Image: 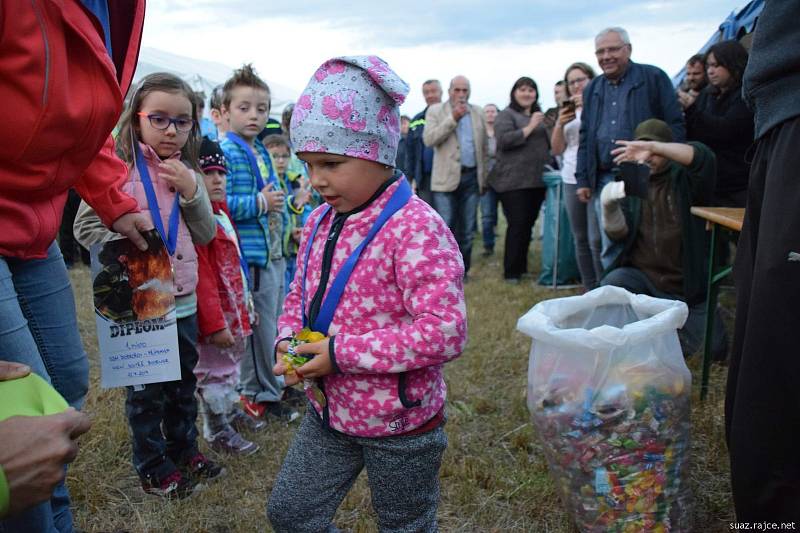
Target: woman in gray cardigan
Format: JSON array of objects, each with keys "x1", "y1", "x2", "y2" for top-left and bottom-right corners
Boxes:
[{"x1": 488, "y1": 76, "x2": 550, "y2": 282}]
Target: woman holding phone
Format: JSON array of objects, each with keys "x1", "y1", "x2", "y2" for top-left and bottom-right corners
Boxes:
[{"x1": 550, "y1": 62, "x2": 599, "y2": 290}]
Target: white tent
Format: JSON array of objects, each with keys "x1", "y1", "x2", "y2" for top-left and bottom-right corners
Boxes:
[{"x1": 134, "y1": 47, "x2": 297, "y2": 118}]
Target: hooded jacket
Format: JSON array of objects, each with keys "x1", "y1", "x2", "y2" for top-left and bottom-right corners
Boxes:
[{"x1": 278, "y1": 178, "x2": 467, "y2": 437}]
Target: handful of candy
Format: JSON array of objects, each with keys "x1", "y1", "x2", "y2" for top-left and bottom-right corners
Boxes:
[{"x1": 281, "y1": 328, "x2": 326, "y2": 374}]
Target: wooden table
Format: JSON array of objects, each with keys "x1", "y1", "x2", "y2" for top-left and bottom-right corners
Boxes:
[{"x1": 690, "y1": 207, "x2": 745, "y2": 400}]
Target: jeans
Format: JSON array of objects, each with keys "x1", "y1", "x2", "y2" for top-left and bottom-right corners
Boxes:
[
  {"x1": 0, "y1": 241, "x2": 87, "y2": 532},
  {"x1": 239, "y1": 258, "x2": 286, "y2": 402},
  {"x1": 284, "y1": 255, "x2": 297, "y2": 297},
  {"x1": 589, "y1": 171, "x2": 624, "y2": 269},
  {"x1": 126, "y1": 315, "x2": 201, "y2": 481},
  {"x1": 564, "y1": 183, "x2": 603, "y2": 289},
  {"x1": 479, "y1": 187, "x2": 498, "y2": 252},
  {"x1": 432, "y1": 169, "x2": 479, "y2": 274},
  {"x1": 496, "y1": 188, "x2": 546, "y2": 280},
  {"x1": 600, "y1": 266, "x2": 727, "y2": 357}
]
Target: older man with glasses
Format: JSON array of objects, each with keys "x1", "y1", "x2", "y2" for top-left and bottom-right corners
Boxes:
[{"x1": 575, "y1": 26, "x2": 685, "y2": 270}]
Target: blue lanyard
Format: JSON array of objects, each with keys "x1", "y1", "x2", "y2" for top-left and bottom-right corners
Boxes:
[
  {"x1": 300, "y1": 179, "x2": 412, "y2": 334},
  {"x1": 215, "y1": 218, "x2": 252, "y2": 288},
  {"x1": 133, "y1": 142, "x2": 180, "y2": 255},
  {"x1": 225, "y1": 132, "x2": 278, "y2": 191}
]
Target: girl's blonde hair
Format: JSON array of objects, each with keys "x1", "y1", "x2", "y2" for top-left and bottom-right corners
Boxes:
[{"x1": 116, "y1": 72, "x2": 202, "y2": 173}]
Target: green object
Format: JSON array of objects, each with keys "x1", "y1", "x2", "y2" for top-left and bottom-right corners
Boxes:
[
  {"x1": 0, "y1": 373, "x2": 69, "y2": 517},
  {"x1": 0, "y1": 373, "x2": 69, "y2": 422},
  {"x1": 538, "y1": 170, "x2": 580, "y2": 286}
]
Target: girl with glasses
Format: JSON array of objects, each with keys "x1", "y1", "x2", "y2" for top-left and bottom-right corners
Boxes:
[{"x1": 75, "y1": 72, "x2": 223, "y2": 499}]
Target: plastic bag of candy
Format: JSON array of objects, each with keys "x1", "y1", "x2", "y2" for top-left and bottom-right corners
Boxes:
[{"x1": 517, "y1": 286, "x2": 692, "y2": 532}]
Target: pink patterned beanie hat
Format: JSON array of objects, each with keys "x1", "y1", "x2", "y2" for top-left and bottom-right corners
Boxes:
[{"x1": 290, "y1": 55, "x2": 410, "y2": 166}]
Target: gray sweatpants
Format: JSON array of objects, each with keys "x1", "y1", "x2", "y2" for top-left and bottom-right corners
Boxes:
[
  {"x1": 239, "y1": 258, "x2": 286, "y2": 402},
  {"x1": 267, "y1": 410, "x2": 448, "y2": 533}
]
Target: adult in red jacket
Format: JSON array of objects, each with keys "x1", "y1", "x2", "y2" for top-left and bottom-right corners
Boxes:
[{"x1": 0, "y1": 1, "x2": 150, "y2": 531}]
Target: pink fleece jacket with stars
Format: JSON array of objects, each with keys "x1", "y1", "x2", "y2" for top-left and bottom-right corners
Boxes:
[{"x1": 278, "y1": 178, "x2": 467, "y2": 437}]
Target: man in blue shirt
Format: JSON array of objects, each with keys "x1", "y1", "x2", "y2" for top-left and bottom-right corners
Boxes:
[{"x1": 576, "y1": 26, "x2": 685, "y2": 270}]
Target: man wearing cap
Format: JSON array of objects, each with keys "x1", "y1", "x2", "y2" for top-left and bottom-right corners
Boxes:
[
  {"x1": 599, "y1": 118, "x2": 726, "y2": 358},
  {"x1": 423, "y1": 75, "x2": 488, "y2": 276}
]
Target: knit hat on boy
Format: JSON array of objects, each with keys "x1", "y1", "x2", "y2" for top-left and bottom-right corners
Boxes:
[
  {"x1": 198, "y1": 138, "x2": 227, "y2": 173},
  {"x1": 290, "y1": 55, "x2": 410, "y2": 166}
]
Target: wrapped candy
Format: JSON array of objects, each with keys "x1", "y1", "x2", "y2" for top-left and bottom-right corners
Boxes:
[
  {"x1": 518, "y1": 287, "x2": 692, "y2": 532},
  {"x1": 281, "y1": 328, "x2": 326, "y2": 374}
]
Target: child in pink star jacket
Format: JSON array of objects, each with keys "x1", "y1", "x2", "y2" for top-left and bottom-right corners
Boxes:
[{"x1": 267, "y1": 56, "x2": 467, "y2": 533}]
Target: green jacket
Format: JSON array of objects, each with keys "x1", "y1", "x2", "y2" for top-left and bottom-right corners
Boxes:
[{"x1": 607, "y1": 142, "x2": 716, "y2": 306}]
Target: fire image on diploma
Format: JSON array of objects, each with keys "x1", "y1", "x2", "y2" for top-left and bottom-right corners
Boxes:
[{"x1": 92, "y1": 230, "x2": 175, "y2": 323}]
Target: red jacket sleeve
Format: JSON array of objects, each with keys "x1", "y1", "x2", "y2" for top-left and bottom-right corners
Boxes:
[
  {"x1": 73, "y1": 134, "x2": 139, "y2": 228},
  {"x1": 195, "y1": 240, "x2": 227, "y2": 338}
]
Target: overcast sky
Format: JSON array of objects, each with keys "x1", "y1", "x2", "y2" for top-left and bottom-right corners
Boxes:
[{"x1": 141, "y1": 1, "x2": 746, "y2": 114}]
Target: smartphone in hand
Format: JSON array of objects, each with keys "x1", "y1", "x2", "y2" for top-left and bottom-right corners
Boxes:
[{"x1": 618, "y1": 162, "x2": 650, "y2": 199}]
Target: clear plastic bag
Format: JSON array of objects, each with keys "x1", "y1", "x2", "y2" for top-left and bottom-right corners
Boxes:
[{"x1": 517, "y1": 286, "x2": 692, "y2": 532}]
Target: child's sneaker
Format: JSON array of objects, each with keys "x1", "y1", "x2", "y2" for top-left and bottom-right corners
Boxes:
[
  {"x1": 264, "y1": 401, "x2": 300, "y2": 423},
  {"x1": 208, "y1": 426, "x2": 259, "y2": 456},
  {"x1": 230, "y1": 406, "x2": 267, "y2": 433},
  {"x1": 181, "y1": 452, "x2": 226, "y2": 483},
  {"x1": 240, "y1": 395, "x2": 266, "y2": 418},
  {"x1": 141, "y1": 470, "x2": 197, "y2": 499},
  {"x1": 282, "y1": 386, "x2": 307, "y2": 407}
]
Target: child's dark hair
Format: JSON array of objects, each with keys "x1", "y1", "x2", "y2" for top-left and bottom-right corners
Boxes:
[
  {"x1": 262, "y1": 134, "x2": 290, "y2": 151},
  {"x1": 210, "y1": 85, "x2": 224, "y2": 111},
  {"x1": 116, "y1": 72, "x2": 202, "y2": 173},
  {"x1": 222, "y1": 64, "x2": 271, "y2": 109}
]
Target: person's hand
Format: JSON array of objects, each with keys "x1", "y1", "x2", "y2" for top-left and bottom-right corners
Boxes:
[
  {"x1": 0, "y1": 361, "x2": 31, "y2": 381},
  {"x1": 210, "y1": 328, "x2": 235, "y2": 349},
  {"x1": 261, "y1": 183, "x2": 285, "y2": 212},
  {"x1": 528, "y1": 111, "x2": 545, "y2": 129},
  {"x1": 557, "y1": 106, "x2": 576, "y2": 126},
  {"x1": 612, "y1": 140, "x2": 655, "y2": 166},
  {"x1": 273, "y1": 338, "x2": 333, "y2": 386},
  {"x1": 251, "y1": 311, "x2": 260, "y2": 327},
  {"x1": 576, "y1": 187, "x2": 592, "y2": 203},
  {"x1": 0, "y1": 409, "x2": 92, "y2": 517},
  {"x1": 452, "y1": 101, "x2": 468, "y2": 121},
  {"x1": 600, "y1": 180, "x2": 626, "y2": 207},
  {"x1": 291, "y1": 227, "x2": 303, "y2": 244},
  {"x1": 158, "y1": 160, "x2": 197, "y2": 200},
  {"x1": 571, "y1": 93, "x2": 583, "y2": 108},
  {"x1": 111, "y1": 212, "x2": 154, "y2": 251},
  {"x1": 293, "y1": 187, "x2": 311, "y2": 209},
  {"x1": 677, "y1": 89, "x2": 697, "y2": 110}
]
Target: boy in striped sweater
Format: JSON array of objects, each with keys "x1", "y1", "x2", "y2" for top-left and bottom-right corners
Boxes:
[{"x1": 219, "y1": 64, "x2": 300, "y2": 423}]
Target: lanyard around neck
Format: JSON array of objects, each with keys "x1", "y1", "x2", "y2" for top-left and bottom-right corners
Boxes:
[
  {"x1": 300, "y1": 179, "x2": 412, "y2": 334},
  {"x1": 133, "y1": 142, "x2": 181, "y2": 255},
  {"x1": 225, "y1": 132, "x2": 278, "y2": 191}
]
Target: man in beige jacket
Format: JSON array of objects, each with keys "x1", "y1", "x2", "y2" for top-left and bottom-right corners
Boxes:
[{"x1": 423, "y1": 75, "x2": 488, "y2": 276}]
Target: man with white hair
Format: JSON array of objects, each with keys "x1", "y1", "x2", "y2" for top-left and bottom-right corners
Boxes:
[
  {"x1": 575, "y1": 26, "x2": 685, "y2": 269},
  {"x1": 423, "y1": 75, "x2": 488, "y2": 277}
]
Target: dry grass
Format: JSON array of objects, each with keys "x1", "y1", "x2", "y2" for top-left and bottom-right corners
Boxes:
[{"x1": 66, "y1": 231, "x2": 736, "y2": 532}]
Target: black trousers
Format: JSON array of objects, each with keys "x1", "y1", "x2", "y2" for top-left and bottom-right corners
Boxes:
[
  {"x1": 58, "y1": 188, "x2": 90, "y2": 265},
  {"x1": 126, "y1": 315, "x2": 200, "y2": 480},
  {"x1": 497, "y1": 187, "x2": 546, "y2": 279},
  {"x1": 725, "y1": 115, "x2": 800, "y2": 522}
]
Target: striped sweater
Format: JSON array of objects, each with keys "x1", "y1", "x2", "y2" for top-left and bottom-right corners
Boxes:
[{"x1": 220, "y1": 136, "x2": 274, "y2": 267}]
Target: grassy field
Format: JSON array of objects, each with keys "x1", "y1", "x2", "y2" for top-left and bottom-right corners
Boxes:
[{"x1": 66, "y1": 234, "x2": 736, "y2": 532}]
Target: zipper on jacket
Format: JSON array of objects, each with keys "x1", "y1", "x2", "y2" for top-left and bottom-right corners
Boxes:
[{"x1": 30, "y1": 0, "x2": 51, "y2": 106}]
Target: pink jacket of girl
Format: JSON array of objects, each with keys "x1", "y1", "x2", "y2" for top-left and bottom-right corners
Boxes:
[{"x1": 278, "y1": 178, "x2": 467, "y2": 437}]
